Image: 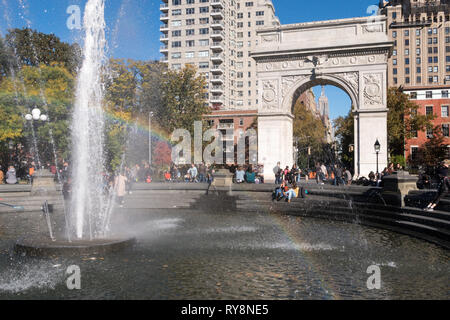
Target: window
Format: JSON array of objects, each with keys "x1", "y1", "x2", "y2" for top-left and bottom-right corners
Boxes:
[
  {"x1": 405, "y1": 58, "x2": 410, "y2": 65},
  {"x1": 256, "y1": 11, "x2": 264, "y2": 16},
  {"x1": 186, "y1": 8, "x2": 195, "y2": 14},
  {"x1": 393, "y1": 68, "x2": 397, "y2": 75},
  {"x1": 405, "y1": 49, "x2": 410, "y2": 55},
  {"x1": 199, "y1": 18, "x2": 209, "y2": 24},
  {"x1": 199, "y1": 7, "x2": 209, "y2": 13},
  {"x1": 444, "y1": 124, "x2": 450, "y2": 137},
  {"x1": 405, "y1": 67, "x2": 410, "y2": 75},
  {"x1": 393, "y1": 49, "x2": 397, "y2": 56},
  {"x1": 393, "y1": 59, "x2": 397, "y2": 65},
  {"x1": 172, "y1": 41, "x2": 181, "y2": 48},
  {"x1": 172, "y1": 9, "x2": 181, "y2": 16},
  {"x1": 186, "y1": 29, "x2": 194, "y2": 36},
  {"x1": 199, "y1": 28, "x2": 209, "y2": 34},
  {"x1": 411, "y1": 146, "x2": 419, "y2": 160},
  {"x1": 442, "y1": 105, "x2": 449, "y2": 117},
  {"x1": 410, "y1": 92, "x2": 417, "y2": 99},
  {"x1": 199, "y1": 62, "x2": 209, "y2": 69},
  {"x1": 186, "y1": 40, "x2": 195, "y2": 47},
  {"x1": 198, "y1": 50, "x2": 209, "y2": 57},
  {"x1": 239, "y1": 118, "x2": 244, "y2": 126},
  {"x1": 199, "y1": 39, "x2": 209, "y2": 46},
  {"x1": 171, "y1": 52, "x2": 181, "y2": 59},
  {"x1": 185, "y1": 52, "x2": 194, "y2": 58},
  {"x1": 427, "y1": 128, "x2": 434, "y2": 139},
  {"x1": 172, "y1": 30, "x2": 181, "y2": 37},
  {"x1": 392, "y1": 31, "x2": 397, "y2": 38},
  {"x1": 426, "y1": 106, "x2": 433, "y2": 115},
  {"x1": 443, "y1": 91, "x2": 449, "y2": 98},
  {"x1": 426, "y1": 91, "x2": 433, "y2": 99},
  {"x1": 171, "y1": 20, "x2": 181, "y2": 27},
  {"x1": 417, "y1": 67, "x2": 421, "y2": 73},
  {"x1": 405, "y1": 30, "x2": 409, "y2": 36}
]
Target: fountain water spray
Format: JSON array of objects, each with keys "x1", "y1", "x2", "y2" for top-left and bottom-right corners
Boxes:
[{"x1": 70, "y1": 0, "x2": 108, "y2": 240}]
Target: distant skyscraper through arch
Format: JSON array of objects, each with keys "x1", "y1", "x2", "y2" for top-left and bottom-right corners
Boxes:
[{"x1": 318, "y1": 85, "x2": 330, "y2": 119}]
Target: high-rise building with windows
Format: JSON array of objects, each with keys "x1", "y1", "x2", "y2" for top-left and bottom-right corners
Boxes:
[
  {"x1": 381, "y1": 0, "x2": 450, "y2": 87},
  {"x1": 160, "y1": 0, "x2": 280, "y2": 112},
  {"x1": 381, "y1": 0, "x2": 450, "y2": 160}
]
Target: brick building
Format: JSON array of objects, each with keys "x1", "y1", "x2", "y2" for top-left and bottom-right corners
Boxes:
[{"x1": 403, "y1": 86, "x2": 450, "y2": 160}]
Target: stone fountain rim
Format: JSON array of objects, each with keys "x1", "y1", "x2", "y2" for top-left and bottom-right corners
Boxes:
[{"x1": 14, "y1": 237, "x2": 136, "y2": 257}]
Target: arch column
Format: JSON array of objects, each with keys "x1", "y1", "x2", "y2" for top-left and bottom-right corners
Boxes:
[{"x1": 258, "y1": 114, "x2": 294, "y2": 181}]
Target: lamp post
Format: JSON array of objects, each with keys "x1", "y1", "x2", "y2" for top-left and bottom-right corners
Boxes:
[
  {"x1": 374, "y1": 139, "x2": 381, "y2": 175},
  {"x1": 25, "y1": 107, "x2": 49, "y2": 170},
  {"x1": 149, "y1": 111, "x2": 154, "y2": 166}
]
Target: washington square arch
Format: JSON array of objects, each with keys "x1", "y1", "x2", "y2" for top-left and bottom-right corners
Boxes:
[{"x1": 251, "y1": 16, "x2": 393, "y2": 181}]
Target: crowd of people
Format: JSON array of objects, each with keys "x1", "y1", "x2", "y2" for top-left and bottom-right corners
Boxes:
[{"x1": 272, "y1": 162, "x2": 353, "y2": 186}]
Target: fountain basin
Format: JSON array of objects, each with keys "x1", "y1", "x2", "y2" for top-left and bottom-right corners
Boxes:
[{"x1": 14, "y1": 238, "x2": 136, "y2": 257}]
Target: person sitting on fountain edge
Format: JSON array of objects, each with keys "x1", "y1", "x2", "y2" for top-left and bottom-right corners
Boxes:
[
  {"x1": 425, "y1": 159, "x2": 450, "y2": 212},
  {"x1": 272, "y1": 180, "x2": 288, "y2": 201}
]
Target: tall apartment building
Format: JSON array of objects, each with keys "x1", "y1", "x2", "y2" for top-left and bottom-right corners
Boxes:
[
  {"x1": 160, "y1": 0, "x2": 280, "y2": 113},
  {"x1": 382, "y1": 0, "x2": 450, "y2": 87},
  {"x1": 381, "y1": 0, "x2": 450, "y2": 160}
]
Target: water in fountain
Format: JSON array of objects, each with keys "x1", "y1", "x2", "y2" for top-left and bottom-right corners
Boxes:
[{"x1": 70, "y1": 0, "x2": 108, "y2": 240}]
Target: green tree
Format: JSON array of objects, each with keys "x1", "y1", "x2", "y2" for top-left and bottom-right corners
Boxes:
[
  {"x1": 292, "y1": 99, "x2": 327, "y2": 169},
  {"x1": 5, "y1": 28, "x2": 81, "y2": 74},
  {"x1": 0, "y1": 36, "x2": 16, "y2": 80},
  {"x1": 158, "y1": 64, "x2": 209, "y2": 136},
  {"x1": 334, "y1": 110, "x2": 354, "y2": 170},
  {"x1": 408, "y1": 126, "x2": 448, "y2": 167},
  {"x1": 0, "y1": 64, "x2": 74, "y2": 163},
  {"x1": 387, "y1": 87, "x2": 433, "y2": 157}
]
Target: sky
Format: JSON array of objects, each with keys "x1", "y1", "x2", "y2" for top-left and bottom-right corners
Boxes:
[{"x1": 0, "y1": 0, "x2": 380, "y2": 121}]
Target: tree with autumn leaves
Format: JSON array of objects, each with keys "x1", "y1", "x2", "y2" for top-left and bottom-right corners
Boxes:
[{"x1": 0, "y1": 28, "x2": 209, "y2": 173}]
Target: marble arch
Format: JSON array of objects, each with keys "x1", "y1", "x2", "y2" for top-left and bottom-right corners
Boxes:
[{"x1": 251, "y1": 16, "x2": 393, "y2": 181}]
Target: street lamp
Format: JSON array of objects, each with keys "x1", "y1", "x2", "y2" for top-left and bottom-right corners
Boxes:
[
  {"x1": 374, "y1": 139, "x2": 381, "y2": 174},
  {"x1": 26, "y1": 107, "x2": 48, "y2": 123},
  {"x1": 25, "y1": 107, "x2": 49, "y2": 170},
  {"x1": 149, "y1": 111, "x2": 154, "y2": 166}
]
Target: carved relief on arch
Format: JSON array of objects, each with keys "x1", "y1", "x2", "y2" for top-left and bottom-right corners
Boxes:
[
  {"x1": 333, "y1": 72, "x2": 359, "y2": 99},
  {"x1": 281, "y1": 75, "x2": 309, "y2": 99},
  {"x1": 363, "y1": 73, "x2": 383, "y2": 107},
  {"x1": 261, "y1": 79, "x2": 280, "y2": 112}
]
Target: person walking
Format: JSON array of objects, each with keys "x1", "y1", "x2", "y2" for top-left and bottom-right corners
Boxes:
[
  {"x1": 273, "y1": 162, "x2": 281, "y2": 184},
  {"x1": 0, "y1": 165, "x2": 4, "y2": 184},
  {"x1": 114, "y1": 172, "x2": 128, "y2": 208},
  {"x1": 344, "y1": 168, "x2": 352, "y2": 186},
  {"x1": 6, "y1": 166, "x2": 17, "y2": 184},
  {"x1": 333, "y1": 164, "x2": 344, "y2": 186},
  {"x1": 187, "y1": 164, "x2": 198, "y2": 182}
]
